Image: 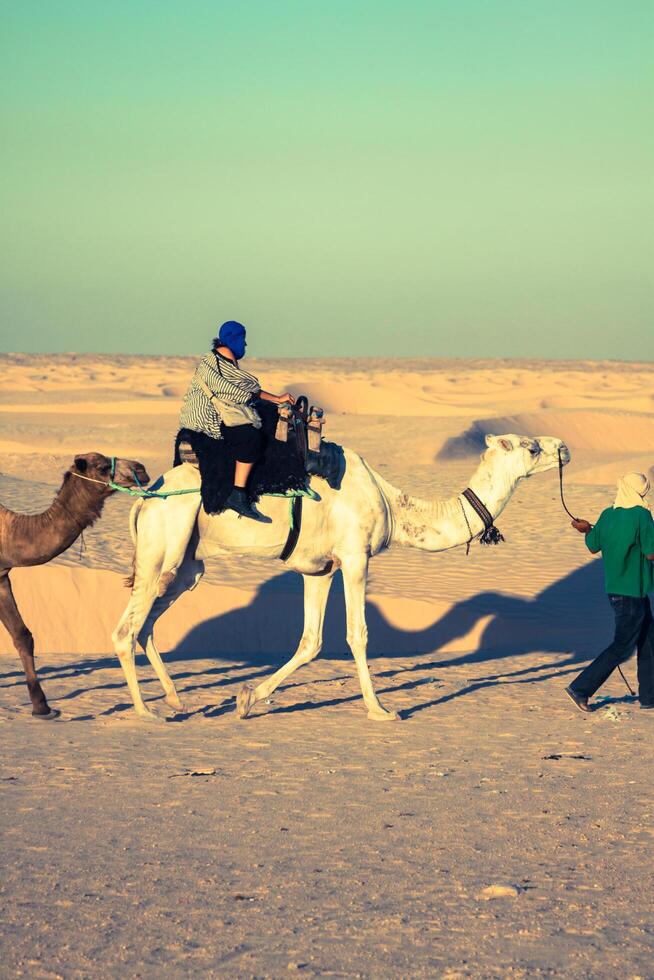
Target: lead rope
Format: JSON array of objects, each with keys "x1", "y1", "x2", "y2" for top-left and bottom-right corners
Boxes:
[
  {"x1": 558, "y1": 449, "x2": 579, "y2": 522},
  {"x1": 558, "y1": 451, "x2": 634, "y2": 697},
  {"x1": 71, "y1": 457, "x2": 315, "y2": 536},
  {"x1": 617, "y1": 668, "x2": 637, "y2": 698},
  {"x1": 71, "y1": 457, "x2": 201, "y2": 499}
]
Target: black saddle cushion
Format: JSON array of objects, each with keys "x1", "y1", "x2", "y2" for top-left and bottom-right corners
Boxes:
[{"x1": 174, "y1": 399, "x2": 307, "y2": 515}]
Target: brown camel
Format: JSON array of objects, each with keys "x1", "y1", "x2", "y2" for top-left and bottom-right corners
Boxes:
[{"x1": 0, "y1": 452, "x2": 149, "y2": 719}]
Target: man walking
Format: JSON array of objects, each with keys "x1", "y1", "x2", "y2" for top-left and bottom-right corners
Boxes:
[{"x1": 566, "y1": 473, "x2": 654, "y2": 712}]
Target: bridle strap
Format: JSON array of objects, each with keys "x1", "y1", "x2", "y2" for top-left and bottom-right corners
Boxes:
[
  {"x1": 461, "y1": 487, "x2": 494, "y2": 530},
  {"x1": 459, "y1": 487, "x2": 505, "y2": 553},
  {"x1": 69, "y1": 455, "x2": 116, "y2": 491}
]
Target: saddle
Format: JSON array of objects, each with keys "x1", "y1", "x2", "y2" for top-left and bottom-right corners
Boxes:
[
  {"x1": 179, "y1": 397, "x2": 319, "y2": 466},
  {"x1": 174, "y1": 397, "x2": 345, "y2": 516}
]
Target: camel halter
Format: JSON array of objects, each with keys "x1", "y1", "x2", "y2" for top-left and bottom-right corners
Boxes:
[{"x1": 459, "y1": 488, "x2": 505, "y2": 555}]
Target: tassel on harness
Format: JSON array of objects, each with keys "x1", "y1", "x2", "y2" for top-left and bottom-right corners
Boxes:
[{"x1": 479, "y1": 524, "x2": 505, "y2": 546}]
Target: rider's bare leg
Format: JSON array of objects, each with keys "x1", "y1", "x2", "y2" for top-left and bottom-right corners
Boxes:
[{"x1": 234, "y1": 461, "x2": 254, "y2": 487}]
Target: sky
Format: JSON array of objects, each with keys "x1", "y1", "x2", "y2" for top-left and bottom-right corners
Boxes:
[{"x1": 1, "y1": 1, "x2": 652, "y2": 359}]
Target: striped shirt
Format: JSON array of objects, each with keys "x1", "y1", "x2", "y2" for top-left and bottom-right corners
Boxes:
[{"x1": 179, "y1": 351, "x2": 261, "y2": 439}]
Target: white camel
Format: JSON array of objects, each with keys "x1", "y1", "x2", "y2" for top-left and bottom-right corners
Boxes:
[{"x1": 112, "y1": 433, "x2": 569, "y2": 722}]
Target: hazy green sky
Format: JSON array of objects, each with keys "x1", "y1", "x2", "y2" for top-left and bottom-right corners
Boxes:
[{"x1": 1, "y1": 1, "x2": 652, "y2": 358}]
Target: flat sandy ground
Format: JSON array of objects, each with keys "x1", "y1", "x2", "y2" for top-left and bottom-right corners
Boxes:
[{"x1": 1, "y1": 354, "x2": 653, "y2": 977}]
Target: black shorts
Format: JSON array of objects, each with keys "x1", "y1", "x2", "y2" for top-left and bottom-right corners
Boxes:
[{"x1": 221, "y1": 422, "x2": 263, "y2": 463}]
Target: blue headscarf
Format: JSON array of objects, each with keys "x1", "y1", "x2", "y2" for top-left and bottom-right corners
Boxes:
[{"x1": 216, "y1": 320, "x2": 247, "y2": 360}]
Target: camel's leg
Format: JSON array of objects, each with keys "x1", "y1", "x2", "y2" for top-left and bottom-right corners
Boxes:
[
  {"x1": 0, "y1": 571, "x2": 58, "y2": 719},
  {"x1": 342, "y1": 556, "x2": 399, "y2": 721},
  {"x1": 112, "y1": 497, "x2": 199, "y2": 722},
  {"x1": 137, "y1": 557, "x2": 205, "y2": 711},
  {"x1": 237, "y1": 572, "x2": 334, "y2": 718},
  {"x1": 112, "y1": 553, "x2": 166, "y2": 723},
  {"x1": 112, "y1": 600, "x2": 161, "y2": 722},
  {"x1": 157, "y1": 494, "x2": 202, "y2": 597}
]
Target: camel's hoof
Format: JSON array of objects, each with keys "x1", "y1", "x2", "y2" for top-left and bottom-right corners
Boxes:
[
  {"x1": 32, "y1": 708, "x2": 61, "y2": 720},
  {"x1": 136, "y1": 708, "x2": 166, "y2": 725},
  {"x1": 236, "y1": 685, "x2": 256, "y2": 719},
  {"x1": 367, "y1": 708, "x2": 401, "y2": 722},
  {"x1": 165, "y1": 695, "x2": 185, "y2": 713}
]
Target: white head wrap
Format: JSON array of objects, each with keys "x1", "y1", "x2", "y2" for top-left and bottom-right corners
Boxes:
[{"x1": 613, "y1": 472, "x2": 651, "y2": 512}]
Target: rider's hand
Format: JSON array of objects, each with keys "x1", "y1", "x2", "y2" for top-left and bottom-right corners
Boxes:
[
  {"x1": 571, "y1": 519, "x2": 591, "y2": 534},
  {"x1": 277, "y1": 392, "x2": 294, "y2": 405}
]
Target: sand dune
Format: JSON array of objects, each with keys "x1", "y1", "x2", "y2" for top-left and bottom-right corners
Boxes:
[
  {"x1": 2, "y1": 354, "x2": 652, "y2": 420},
  {"x1": 440, "y1": 409, "x2": 654, "y2": 461},
  {"x1": 473, "y1": 411, "x2": 654, "y2": 453},
  {"x1": 0, "y1": 400, "x2": 181, "y2": 416}
]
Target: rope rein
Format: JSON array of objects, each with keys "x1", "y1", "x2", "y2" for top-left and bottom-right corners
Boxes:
[
  {"x1": 558, "y1": 449, "x2": 579, "y2": 522},
  {"x1": 71, "y1": 458, "x2": 203, "y2": 499},
  {"x1": 71, "y1": 457, "x2": 319, "y2": 530},
  {"x1": 557, "y1": 448, "x2": 594, "y2": 528}
]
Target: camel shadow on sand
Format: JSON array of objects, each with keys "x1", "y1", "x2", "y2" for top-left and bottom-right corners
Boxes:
[
  {"x1": 166, "y1": 559, "x2": 611, "y2": 718},
  {"x1": 0, "y1": 559, "x2": 616, "y2": 718},
  {"x1": 177, "y1": 559, "x2": 608, "y2": 667}
]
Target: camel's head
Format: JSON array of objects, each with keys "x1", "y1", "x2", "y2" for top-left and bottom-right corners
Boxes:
[
  {"x1": 483, "y1": 434, "x2": 570, "y2": 479},
  {"x1": 70, "y1": 453, "x2": 150, "y2": 493}
]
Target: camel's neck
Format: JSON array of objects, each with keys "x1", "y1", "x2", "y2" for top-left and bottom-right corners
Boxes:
[
  {"x1": 1, "y1": 473, "x2": 107, "y2": 567},
  {"x1": 382, "y1": 456, "x2": 520, "y2": 552}
]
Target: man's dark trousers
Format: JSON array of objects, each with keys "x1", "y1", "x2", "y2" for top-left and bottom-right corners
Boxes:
[{"x1": 570, "y1": 595, "x2": 654, "y2": 705}]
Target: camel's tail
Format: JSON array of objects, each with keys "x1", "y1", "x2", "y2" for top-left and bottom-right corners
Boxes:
[{"x1": 123, "y1": 499, "x2": 144, "y2": 589}]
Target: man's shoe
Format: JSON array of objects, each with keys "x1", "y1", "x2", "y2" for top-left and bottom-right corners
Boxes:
[
  {"x1": 224, "y1": 488, "x2": 272, "y2": 524},
  {"x1": 565, "y1": 686, "x2": 589, "y2": 713},
  {"x1": 640, "y1": 702, "x2": 654, "y2": 710}
]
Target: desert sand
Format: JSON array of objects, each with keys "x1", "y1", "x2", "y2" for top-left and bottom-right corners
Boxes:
[{"x1": 1, "y1": 353, "x2": 653, "y2": 977}]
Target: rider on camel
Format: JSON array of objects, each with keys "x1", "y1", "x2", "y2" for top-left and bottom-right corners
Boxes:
[{"x1": 179, "y1": 321, "x2": 293, "y2": 521}]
